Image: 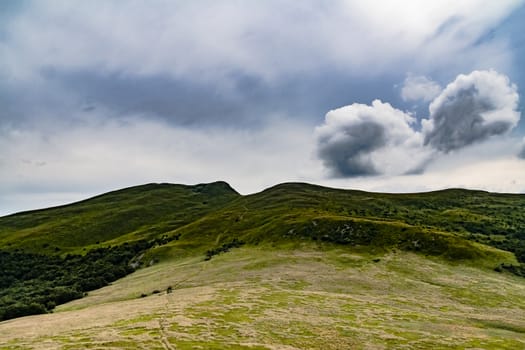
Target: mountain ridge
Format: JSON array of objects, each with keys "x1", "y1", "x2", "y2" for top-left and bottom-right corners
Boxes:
[
  {"x1": 5, "y1": 180, "x2": 525, "y2": 220},
  {"x1": 1, "y1": 180, "x2": 525, "y2": 344},
  {"x1": 1, "y1": 180, "x2": 524, "y2": 260}
]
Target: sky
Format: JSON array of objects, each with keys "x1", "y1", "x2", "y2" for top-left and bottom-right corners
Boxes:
[{"x1": 1, "y1": 0, "x2": 525, "y2": 216}]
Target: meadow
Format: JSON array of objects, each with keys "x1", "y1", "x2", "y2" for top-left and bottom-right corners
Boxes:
[{"x1": 1, "y1": 245, "x2": 524, "y2": 349}]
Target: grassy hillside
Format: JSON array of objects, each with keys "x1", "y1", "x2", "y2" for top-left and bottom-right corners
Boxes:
[
  {"x1": 0, "y1": 181, "x2": 240, "y2": 254},
  {"x1": 0, "y1": 181, "x2": 524, "y2": 324},
  {"x1": 147, "y1": 182, "x2": 525, "y2": 265},
  {"x1": 0, "y1": 181, "x2": 240, "y2": 321},
  {"x1": 1, "y1": 181, "x2": 523, "y2": 260},
  {"x1": 1, "y1": 245, "x2": 525, "y2": 349}
]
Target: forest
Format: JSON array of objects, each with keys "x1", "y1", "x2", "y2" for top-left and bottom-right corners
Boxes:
[{"x1": 0, "y1": 236, "x2": 173, "y2": 321}]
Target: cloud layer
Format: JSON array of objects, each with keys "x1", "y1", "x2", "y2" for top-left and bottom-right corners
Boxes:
[
  {"x1": 316, "y1": 70, "x2": 521, "y2": 177},
  {"x1": 3, "y1": 1, "x2": 520, "y2": 80},
  {"x1": 1, "y1": 0, "x2": 522, "y2": 130}
]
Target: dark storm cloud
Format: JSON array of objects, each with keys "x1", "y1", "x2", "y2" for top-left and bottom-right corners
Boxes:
[
  {"x1": 423, "y1": 87, "x2": 509, "y2": 152},
  {"x1": 315, "y1": 100, "x2": 428, "y2": 177},
  {"x1": 317, "y1": 121, "x2": 387, "y2": 176},
  {"x1": 42, "y1": 68, "x2": 260, "y2": 127},
  {"x1": 422, "y1": 70, "x2": 519, "y2": 153},
  {"x1": 315, "y1": 70, "x2": 521, "y2": 178}
]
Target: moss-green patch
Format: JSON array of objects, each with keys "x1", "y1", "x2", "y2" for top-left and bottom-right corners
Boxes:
[
  {"x1": 220, "y1": 307, "x2": 253, "y2": 323},
  {"x1": 119, "y1": 326, "x2": 151, "y2": 336},
  {"x1": 112, "y1": 313, "x2": 160, "y2": 326},
  {"x1": 473, "y1": 319, "x2": 525, "y2": 334}
]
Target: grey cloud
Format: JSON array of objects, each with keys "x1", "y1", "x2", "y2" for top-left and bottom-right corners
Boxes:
[
  {"x1": 317, "y1": 121, "x2": 387, "y2": 177},
  {"x1": 316, "y1": 71, "x2": 521, "y2": 179},
  {"x1": 424, "y1": 87, "x2": 507, "y2": 152},
  {"x1": 315, "y1": 100, "x2": 430, "y2": 178},
  {"x1": 1, "y1": 64, "x2": 403, "y2": 130},
  {"x1": 423, "y1": 70, "x2": 520, "y2": 153},
  {"x1": 43, "y1": 68, "x2": 258, "y2": 127},
  {"x1": 1, "y1": 68, "x2": 267, "y2": 128}
]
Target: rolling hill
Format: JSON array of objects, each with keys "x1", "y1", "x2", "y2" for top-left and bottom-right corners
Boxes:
[
  {"x1": 1, "y1": 181, "x2": 525, "y2": 348},
  {"x1": 2, "y1": 182, "x2": 524, "y2": 261},
  {"x1": 0, "y1": 181, "x2": 240, "y2": 253}
]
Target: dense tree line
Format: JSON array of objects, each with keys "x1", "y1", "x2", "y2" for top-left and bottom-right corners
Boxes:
[{"x1": 0, "y1": 235, "x2": 175, "y2": 321}]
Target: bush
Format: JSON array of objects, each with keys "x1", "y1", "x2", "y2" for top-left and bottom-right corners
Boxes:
[
  {"x1": 1, "y1": 302, "x2": 47, "y2": 320},
  {"x1": 205, "y1": 239, "x2": 245, "y2": 260}
]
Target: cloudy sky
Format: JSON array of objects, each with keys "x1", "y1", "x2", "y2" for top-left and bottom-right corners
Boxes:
[{"x1": 1, "y1": 0, "x2": 525, "y2": 215}]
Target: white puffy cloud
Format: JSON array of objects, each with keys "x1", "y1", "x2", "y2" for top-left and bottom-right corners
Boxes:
[
  {"x1": 422, "y1": 70, "x2": 520, "y2": 152},
  {"x1": 315, "y1": 100, "x2": 429, "y2": 176},
  {"x1": 316, "y1": 70, "x2": 522, "y2": 177},
  {"x1": 401, "y1": 75, "x2": 442, "y2": 102}
]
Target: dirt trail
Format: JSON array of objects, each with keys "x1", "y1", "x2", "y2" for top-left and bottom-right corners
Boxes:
[
  {"x1": 156, "y1": 262, "x2": 207, "y2": 350},
  {"x1": 158, "y1": 294, "x2": 176, "y2": 350}
]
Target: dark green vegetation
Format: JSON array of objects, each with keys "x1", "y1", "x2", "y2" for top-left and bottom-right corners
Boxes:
[
  {"x1": 205, "y1": 238, "x2": 245, "y2": 260},
  {"x1": 0, "y1": 181, "x2": 239, "y2": 321},
  {"x1": 0, "y1": 237, "x2": 176, "y2": 321},
  {"x1": 0, "y1": 181, "x2": 524, "y2": 321},
  {"x1": 0, "y1": 181, "x2": 239, "y2": 253}
]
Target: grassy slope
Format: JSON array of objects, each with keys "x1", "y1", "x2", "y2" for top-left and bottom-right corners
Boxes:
[
  {"x1": 1, "y1": 245, "x2": 524, "y2": 349},
  {"x1": 148, "y1": 183, "x2": 522, "y2": 267},
  {"x1": 1, "y1": 182, "x2": 525, "y2": 348},
  {"x1": 0, "y1": 181, "x2": 240, "y2": 254},
  {"x1": 0, "y1": 181, "x2": 523, "y2": 269}
]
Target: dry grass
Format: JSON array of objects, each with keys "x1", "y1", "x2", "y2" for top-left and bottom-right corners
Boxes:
[{"x1": 1, "y1": 245, "x2": 525, "y2": 349}]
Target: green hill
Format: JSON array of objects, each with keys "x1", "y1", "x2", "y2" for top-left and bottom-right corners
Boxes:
[
  {"x1": 1, "y1": 181, "x2": 525, "y2": 348},
  {"x1": 0, "y1": 181, "x2": 240, "y2": 253},
  {"x1": 4, "y1": 181, "x2": 523, "y2": 260},
  {"x1": 1, "y1": 181, "x2": 524, "y2": 325},
  {"x1": 145, "y1": 182, "x2": 525, "y2": 264}
]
